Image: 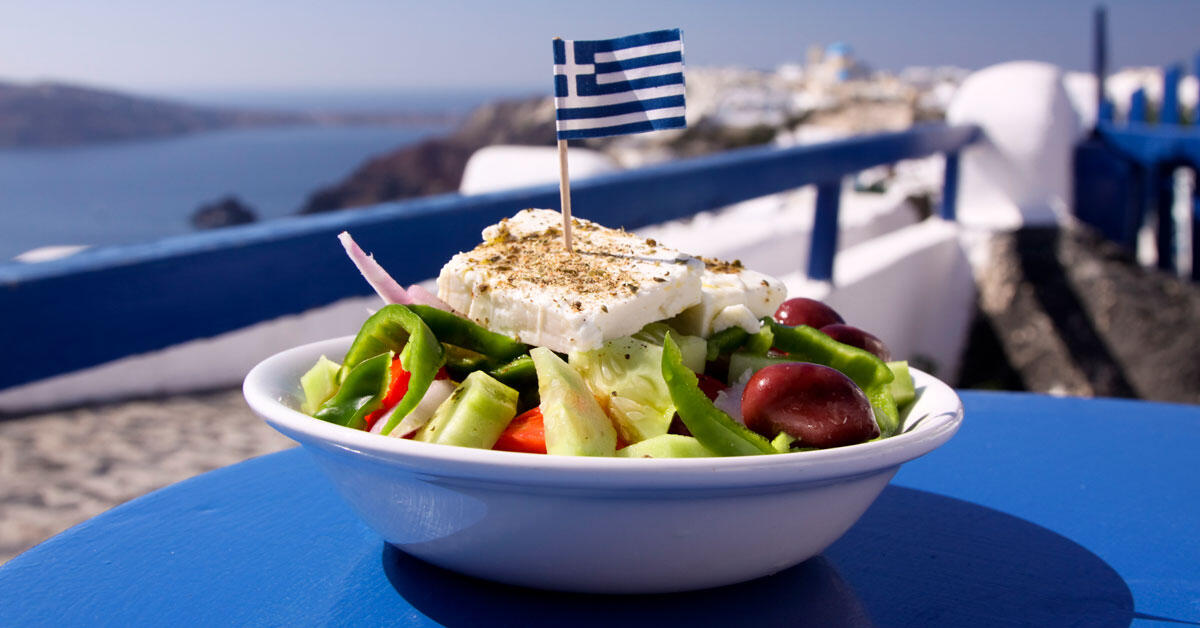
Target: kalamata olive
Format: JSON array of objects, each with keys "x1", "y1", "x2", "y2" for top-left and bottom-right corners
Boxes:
[
  {"x1": 695, "y1": 372, "x2": 727, "y2": 401},
  {"x1": 774, "y1": 298, "x2": 845, "y2": 329},
  {"x1": 819, "y1": 324, "x2": 891, "y2": 362},
  {"x1": 741, "y1": 363, "x2": 878, "y2": 448}
]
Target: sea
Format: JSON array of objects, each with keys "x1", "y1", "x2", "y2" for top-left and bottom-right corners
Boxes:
[{"x1": 0, "y1": 87, "x2": 538, "y2": 262}]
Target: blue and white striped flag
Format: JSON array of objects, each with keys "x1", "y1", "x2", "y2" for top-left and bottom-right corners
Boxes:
[{"x1": 552, "y1": 29, "x2": 686, "y2": 140}]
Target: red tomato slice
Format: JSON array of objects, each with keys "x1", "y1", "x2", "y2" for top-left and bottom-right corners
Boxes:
[
  {"x1": 364, "y1": 356, "x2": 410, "y2": 431},
  {"x1": 493, "y1": 407, "x2": 547, "y2": 454}
]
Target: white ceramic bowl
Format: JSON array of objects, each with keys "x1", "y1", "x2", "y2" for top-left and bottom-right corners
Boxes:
[{"x1": 244, "y1": 336, "x2": 963, "y2": 594}]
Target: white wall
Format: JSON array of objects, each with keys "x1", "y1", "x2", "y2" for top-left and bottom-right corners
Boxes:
[
  {"x1": 781, "y1": 219, "x2": 976, "y2": 381},
  {"x1": 636, "y1": 183, "x2": 925, "y2": 276}
]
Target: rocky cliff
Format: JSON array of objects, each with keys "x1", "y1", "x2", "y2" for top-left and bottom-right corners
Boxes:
[
  {"x1": 296, "y1": 66, "x2": 946, "y2": 214},
  {"x1": 294, "y1": 94, "x2": 795, "y2": 213},
  {"x1": 299, "y1": 97, "x2": 559, "y2": 213}
]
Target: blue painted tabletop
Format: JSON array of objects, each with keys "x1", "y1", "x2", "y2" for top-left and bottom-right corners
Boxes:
[{"x1": 2, "y1": 391, "x2": 1198, "y2": 627}]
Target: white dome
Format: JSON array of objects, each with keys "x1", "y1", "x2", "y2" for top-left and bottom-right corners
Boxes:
[
  {"x1": 459, "y1": 145, "x2": 619, "y2": 195},
  {"x1": 948, "y1": 61, "x2": 1082, "y2": 229}
]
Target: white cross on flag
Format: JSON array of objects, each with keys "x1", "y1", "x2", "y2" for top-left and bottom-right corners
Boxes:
[{"x1": 552, "y1": 29, "x2": 686, "y2": 140}]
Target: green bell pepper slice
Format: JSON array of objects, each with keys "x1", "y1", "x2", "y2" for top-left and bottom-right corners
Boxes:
[
  {"x1": 705, "y1": 326, "x2": 749, "y2": 361},
  {"x1": 407, "y1": 304, "x2": 528, "y2": 363},
  {"x1": 661, "y1": 333, "x2": 776, "y2": 456},
  {"x1": 742, "y1": 324, "x2": 775, "y2": 356},
  {"x1": 488, "y1": 354, "x2": 536, "y2": 388},
  {"x1": 342, "y1": 305, "x2": 427, "y2": 372},
  {"x1": 442, "y1": 345, "x2": 492, "y2": 381},
  {"x1": 487, "y1": 354, "x2": 539, "y2": 414},
  {"x1": 765, "y1": 319, "x2": 893, "y2": 392},
  {"x1": 313, "y1": 351, "x2": 392, "y2": 430},
  {"x1": 340, "y1": 304, "x2": 446, "y2": 436}
]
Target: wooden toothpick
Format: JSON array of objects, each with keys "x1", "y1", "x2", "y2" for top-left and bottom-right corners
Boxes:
[{"x1": 556, "y1": 138, "x2": 574, "y2": 253}]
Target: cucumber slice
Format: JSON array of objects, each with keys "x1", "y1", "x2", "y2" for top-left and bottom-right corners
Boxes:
[
  {"x1": 727, "y1": 352, "x2": 794, "y2": 385},
  {"x1": 771, "y1": 432, "x2": 797, "y2": 453},
  {"x1": 569, "y1": 336, "x2": 675, "y2": 444},
  {"x1": 415, "y1": 371, "x2": 518, "y2": 449},
  {"x1": 300, "y1": 355, "x2": 341, "y2": 414},
  {"x1": 531, "y1": 347, "x2": 617, "y2": 457},
  {"x1": 616, "y1": 434, "x2": 714, "y2": 458},
  {"x1": 887, "y1": 361, "x2": 916, "y2": 409},
  {"x1": 631, "y1": 323, "x2": 706, "y2": 372}
]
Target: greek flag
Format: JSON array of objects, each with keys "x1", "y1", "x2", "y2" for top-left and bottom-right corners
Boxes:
[{"x1": 552, "y1": 29, "x2": 686, "y2": 140}]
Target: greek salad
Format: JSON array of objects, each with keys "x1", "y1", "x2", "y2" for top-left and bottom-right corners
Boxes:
[{"x1": 300, "y1": 214, "x2": 915, "y2": 457}]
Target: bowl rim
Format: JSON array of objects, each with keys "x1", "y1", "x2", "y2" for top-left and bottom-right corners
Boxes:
[{"x1": 244, "y1": 336, "x2": 963, "y2": 490}]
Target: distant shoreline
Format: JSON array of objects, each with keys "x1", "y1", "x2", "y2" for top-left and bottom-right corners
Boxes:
[
  {"x1": 155, "y1": 86, "x2": 545, "y2": 115},
  {"x1": 0, "y1": 79, "x2": 480, "y2": 149}
]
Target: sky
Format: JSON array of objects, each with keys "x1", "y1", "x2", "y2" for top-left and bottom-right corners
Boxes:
[{"x1": 2, "y1": 0, "x2": 1198, "y2": 96}]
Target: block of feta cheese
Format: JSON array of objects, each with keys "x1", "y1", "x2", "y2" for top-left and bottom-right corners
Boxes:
[
  {"x1": 437, "y1": 209, "x2": 705, "y2": 353},
  {"x1": 668, "y1": 258, "x2": 788, "y2": 337}
]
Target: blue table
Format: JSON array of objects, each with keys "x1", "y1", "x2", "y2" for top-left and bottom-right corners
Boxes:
[{"x1": 2, "y1": 392, "x2": 1198, "y2": 627}]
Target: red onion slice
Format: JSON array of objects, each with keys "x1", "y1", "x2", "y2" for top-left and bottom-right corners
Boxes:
[
  {"x1": 406, "y1": 283, "x2": 455, "y2": 312},
  {"x1": 338, "y1": 231, "x2": 412, "y2": 305}
]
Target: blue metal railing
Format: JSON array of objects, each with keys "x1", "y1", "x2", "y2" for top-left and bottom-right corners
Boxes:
[
  {"x1": 0, "y1": 123, "x2": 980, "y2": 391},
  {"x1": 1078, "y1": 6, "x2": 1199, "y2": 278}
]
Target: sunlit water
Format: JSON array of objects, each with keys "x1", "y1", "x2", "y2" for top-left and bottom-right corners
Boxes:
[{"x1": 0, "y1": 123, "x2": 452, "y2": 261}]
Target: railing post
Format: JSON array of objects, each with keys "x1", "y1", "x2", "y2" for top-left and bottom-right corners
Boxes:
[
  {"x1": 1093, "y1": 6, "x2": 1111, "y2": 124},
  {"x1": 939, "y1": 151, "x2": 960, "y2": 221},
  {"x1": 1192, "y1": 166, "x2": 1199, "y2": 281},
  {"x1": 807, "y1": 181, "x2": 841, "y2": 282},
  {"x1": 1153, "y1": 166, "x2": 1177, "y2": 273},
  {"x1": 1161, "y1": 64, "x2": 1182, "y2": 125},
  {"x1": 1128, "y1": 88, "x2": 1147, "y2": 123}
]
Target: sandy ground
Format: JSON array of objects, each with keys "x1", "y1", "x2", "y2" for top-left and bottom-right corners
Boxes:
[
  {"x1": 0, "y1": 388, "x2": 294, "y2": 565},
  {"x1": 967, "y1": 223, "x2": 1200, "y2": 403}
]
